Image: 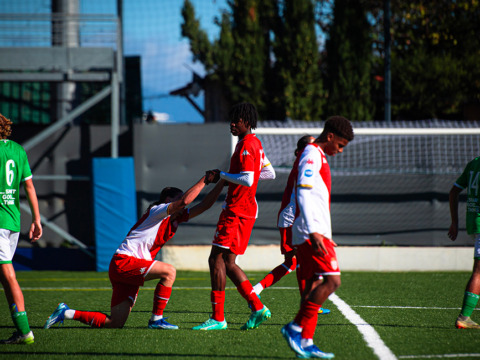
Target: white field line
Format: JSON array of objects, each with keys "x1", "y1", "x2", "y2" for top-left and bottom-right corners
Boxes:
[
  {"x1": 329, "y1": 293, "x2": 398, "y2": 360},
  {"x1": 398, "y1": 355, "x2": 480, "y2": 359},
  {"x1": 10, "y1": 285, "x2": 477, "y2": 360}
]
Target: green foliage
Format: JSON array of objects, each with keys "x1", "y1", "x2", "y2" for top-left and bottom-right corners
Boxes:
[
  {"x1": 181, "y1": 0, "x2": 325, "y2": 121},
  {"x1": 367, "y1": 0, "x2": 480, "y2": 120},
  {"x1": 325, "y1": 0, "x2": 375, "y2": 121},
  {"x1": 275, "y1": 0, "x2": 326, "y2": 120}
]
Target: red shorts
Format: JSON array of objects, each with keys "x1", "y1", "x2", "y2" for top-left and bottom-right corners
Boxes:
[
  {"x1": 295, "y1": 239, "x2": 340, "y2": 280},
  {"x1": 213, "y1": 210, "x2": 256, "y2": 255},
  {"x1": 279, "y1": 227, "x2": 294, "y2": 254},
  {"x1": 108, "y1": 254, "x2": 155, "y2": 308}
]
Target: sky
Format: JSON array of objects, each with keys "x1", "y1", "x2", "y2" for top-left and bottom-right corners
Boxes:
[
  {"x1": 0, "y1": 0, "x2": 228, "y2": 124},
  {"x1": 121, "y1": 0, "x2": 228, "y2": 123}
]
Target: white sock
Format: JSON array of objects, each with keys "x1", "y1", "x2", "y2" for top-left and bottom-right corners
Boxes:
[
  {"x1": 64, "y1": 309, "x2": 75, "y2": 320},
  {"x1": 301, "y1": 338, "x2": 313, "y2": 348},
  {"x1": 253, "y1": 283, "x2": 263, "y2": 295},
  {"x1": 150, "y1": 314, "x2": 163, "y2": 321}
]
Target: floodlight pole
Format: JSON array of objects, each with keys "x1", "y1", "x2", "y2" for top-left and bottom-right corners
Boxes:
[{"x1": 384, "y1": 0, "x2": 391, "y2": 123}]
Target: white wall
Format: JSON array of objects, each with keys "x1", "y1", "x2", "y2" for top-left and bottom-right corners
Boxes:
[{"x1": 161, "y1": 245, "x2": 474, "y2": 272}]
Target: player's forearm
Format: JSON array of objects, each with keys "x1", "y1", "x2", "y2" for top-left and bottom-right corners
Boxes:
[
  {"x1": 449, "y1": 186, "x2": 461, "y2": 224},
  {"x1": 24, "y1": 179, "x2": 41, "y2": 222},
  {"x1": 189, "y1": 180, "x2": 225, "y2": 219},
  {"x1": 220, "y1": 171, "x2": 254, "y2": 187},
  {"x1": 180, "y1": 176, "x2": 207, "y2": 207}
]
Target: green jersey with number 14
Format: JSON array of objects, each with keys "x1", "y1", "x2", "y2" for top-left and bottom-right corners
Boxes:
[
  {"x1": 0, "y1": 139, "x2": 32, "y2": 232},
  {"x1": 455, "y1": 156, "x2": 480, "y2": 235}
]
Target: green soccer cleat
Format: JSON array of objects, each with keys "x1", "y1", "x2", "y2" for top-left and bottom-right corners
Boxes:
[
  {"x1": 241, "y1": 305, "x2": 271, "y2": 330},
  {"x1": 192, "y1": 318, "x2": 228, "y2": 330},
  {"x1": 0, "y1": 331, "x2": 34, "y2": 345},
  {"x1": 456, "y1": 315, "x2": 480, "y2": 329}
]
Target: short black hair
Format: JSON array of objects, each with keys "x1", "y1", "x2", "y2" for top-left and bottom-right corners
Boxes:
[
  {"x1": 295, "y1": 135, "x2": 314, "y2": 156},
  {"x1": 229, "y1": 102, "x2": 258, "y2": 130},
  {"x1": 323, "y1": 116, "x2": 354, "y2": 141},
  {"x1": 158, "y1": 187, "x2": 183, "y2": 204}
]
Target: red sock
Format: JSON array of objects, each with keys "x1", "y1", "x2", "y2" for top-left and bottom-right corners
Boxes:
[
  {"x1": 260, "y1": 257, "x2": 296, "y2": 289},
  {"x1": 211, "y1": 290, "x2": 225, "y2": 322},
  {"x1": 297, "y1": 269, "x2": 306, "y2": 297},
  {"x1": 294, "y1": 300, "x2": 321, "y2": 339},
  {"x1": 237, "y1": 280, "x2": 263, "y2": 312},
  {"x1": 153, "y1": 283, "x2": 172, "y2": 316},
  {"x1": 73, "y1": 310, "x2": 107, "y2": 328}
]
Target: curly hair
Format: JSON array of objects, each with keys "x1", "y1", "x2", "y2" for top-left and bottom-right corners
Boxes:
[
  {"x1": 0, "y1": 113, "x2": 12, "y2": 139},
  {"x1": 323, "y1": 116, "x2": 354, "y2": 141},
  {"x1": 228, "y1": 102, "x2": 258, "y2": 130}
]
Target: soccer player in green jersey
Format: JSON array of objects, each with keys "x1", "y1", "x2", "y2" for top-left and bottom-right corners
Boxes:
[
  {"x1": 0, "y1": 113, "x2": 42, "y2": 344},
  {"x1": 448, "y1": 156, "x2": 480, "y2": 329}
]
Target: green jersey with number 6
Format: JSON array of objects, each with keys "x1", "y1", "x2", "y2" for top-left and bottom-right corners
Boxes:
[
  {"x1": 0, "y1": 139, "x2": 32, "y2": 232},
  {"x1": 455, "y1": 156, "x2": 480, "y2": 235}
]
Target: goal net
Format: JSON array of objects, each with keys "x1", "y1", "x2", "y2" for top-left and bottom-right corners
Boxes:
[{"x1": 251, "y1": 120, "x2": 480, "y2": 247}]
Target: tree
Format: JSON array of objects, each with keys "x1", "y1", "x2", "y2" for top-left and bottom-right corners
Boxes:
[
  {"x1": 181, "y1": 0, "x2": 326, "y2": 121},
  {"x1": 365, "y1": 0, "x2": 480, "y2": 120},
  {"x1": 325, "y1": 0, "x2": 375, "y2": 120},
  {"x1": 274, "y1": 0, "x2": 326, "y2": 120}
]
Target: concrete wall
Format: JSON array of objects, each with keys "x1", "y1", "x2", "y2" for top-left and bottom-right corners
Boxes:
[{"x1": 161, "y1": 245, "x2": 474, "y2": 272}]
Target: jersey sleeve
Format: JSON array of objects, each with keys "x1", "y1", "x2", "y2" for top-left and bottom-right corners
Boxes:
[
  {"x1": 455, "y1": 160, "x2": 472, "y2": 189},
  {"x1": 20, "y1": 147, "x2": 32, "y2": 182},
  {"x1": 149, "y1": 203, "x2": 170, "y2": 221},
  {"x1": 236, "y1": 140, "x2": 257, "y2": 173},
  {"x1": 297, "y1": 146, "x2": 321, "y2": 189}
]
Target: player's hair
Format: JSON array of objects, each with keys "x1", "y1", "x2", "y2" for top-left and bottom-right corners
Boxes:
[
  {"x1": 145, "y1": 187, "x2": 183, "y2": 213},
  {"x1": 295, "y1": 135, "x2": 315, "y2": 156},
  {"x1": 158, "y1": 187, "x2": 183, "y2": 204},
  {"x1": 229, "y1": 102, "x2": 258, "y2": 130},
  {"x1": 0, "y1": 113, "x2": 13, "y2": 139},
  {"x1": 322, "y1": 115, "x2": 354, "y2": 141}
]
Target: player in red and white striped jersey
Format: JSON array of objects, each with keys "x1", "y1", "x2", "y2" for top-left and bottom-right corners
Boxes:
[
  {"x1": 282, "y1": 116, "x2": 354, "y2": 359},
  {"x1": 44, "y1": 172, "x2": 223, "y2": 330}
]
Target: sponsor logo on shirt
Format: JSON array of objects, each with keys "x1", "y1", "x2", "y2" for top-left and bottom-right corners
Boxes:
[
  {"x1": 307, "y1": 159, "x2": 314, "y2": 164},
  {"x1": 242, "y1": 150, "x2": 250, "y2": 156},
  {"x1": 304, "y1": 169, "x2": 313, "y2": 177}
]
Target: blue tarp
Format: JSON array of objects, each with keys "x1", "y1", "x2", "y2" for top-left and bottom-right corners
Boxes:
[{"x1": 92, "y1": 157, "x2": 137, "y2": 272}]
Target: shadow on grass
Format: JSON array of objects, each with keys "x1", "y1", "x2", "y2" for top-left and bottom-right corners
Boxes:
[{"x1": 1, "y1": 351, "x2": 287, "y2": 359}]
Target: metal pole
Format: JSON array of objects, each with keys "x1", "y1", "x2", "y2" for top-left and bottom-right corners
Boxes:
[
  {"x1": 384, "y1": 0, "x2": 391, "y2": 123},
  {"x1": 111, "y1": 72, "x2": 119, "y2": 158}
]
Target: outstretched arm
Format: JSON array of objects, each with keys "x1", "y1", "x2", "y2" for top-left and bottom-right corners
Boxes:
[
  {"x1": 187, "y1": 179, "x2": 225, "y2": 220},
  {"x1": 167, "y1": 176, "x2": 207, "y2": 215},
  {"x1": 23, "y1": 178, "x2": 42, "y2": 242}
]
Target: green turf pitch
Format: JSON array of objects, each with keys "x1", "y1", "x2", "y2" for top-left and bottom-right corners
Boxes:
[{"x1": 1, "y1": 271, "x2": 479, "y2": 359}]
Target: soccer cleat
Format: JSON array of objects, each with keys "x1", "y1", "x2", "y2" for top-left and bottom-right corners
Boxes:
[
  {"x1": 456, "y1": 315, "x2": 480, "y2": 329},
  {"x1": 44, "y1": 303, "x2": 69, "y2": 329},
  {"x1": 298, "y1": 344, "x2": 335, "y2": 359},
  {"x1": 318, "y1": 307, "x2": 331, "y2": 315},
  {"x1": 241, "y1": 305, "x2": 271, "y2": 330},
  {"x1": 148, "y1": 318, "x2": 179, "y2": 330},
  {"x1": 281, "y1": 322, "x2": 307, "y2": 358},
  {"x1": 192, "y1": 318, "x2": 228, "y2": 330},
  {"x1": 0, "y1": 331, "x2": 34, "y2": 345}
]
